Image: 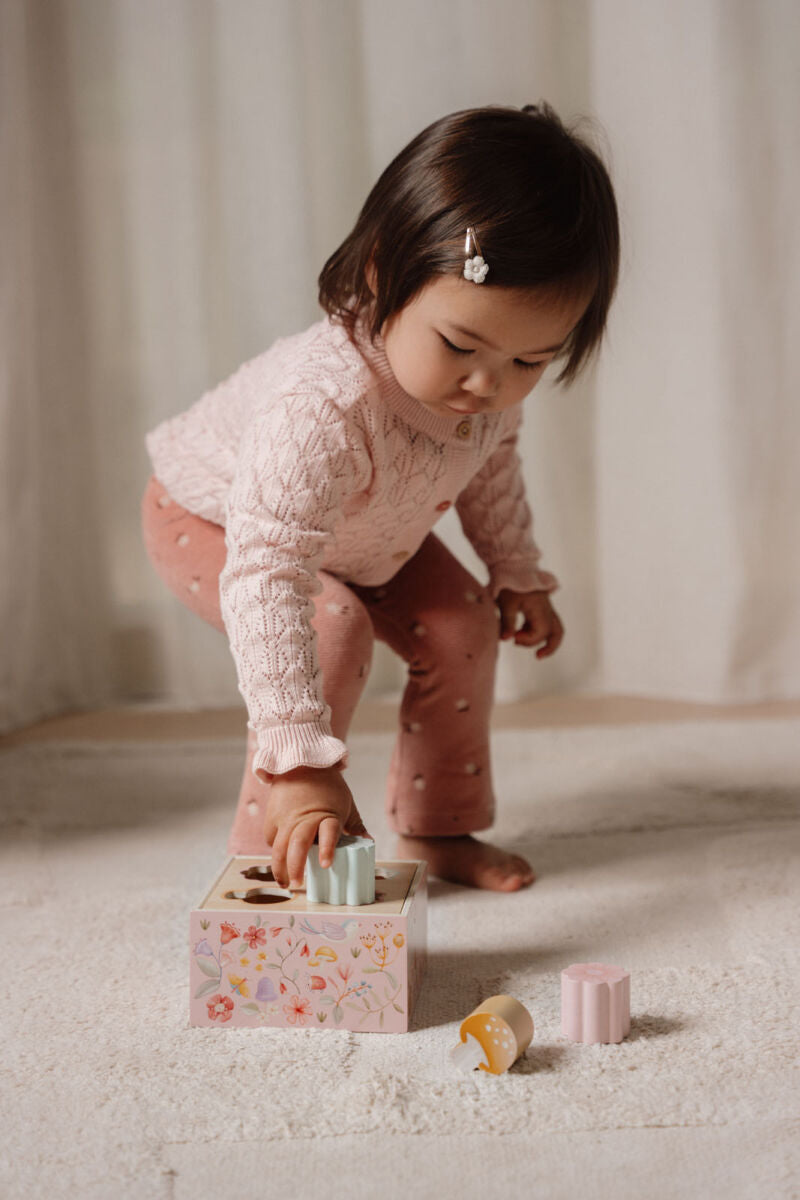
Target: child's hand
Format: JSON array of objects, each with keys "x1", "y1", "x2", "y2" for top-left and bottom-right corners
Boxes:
[
  {"x1": 496, "y1": 588, "x2": 564, "y2": 658},
  {"x1": 264, "y1": 765, "x2": 370, "y2": 890}
]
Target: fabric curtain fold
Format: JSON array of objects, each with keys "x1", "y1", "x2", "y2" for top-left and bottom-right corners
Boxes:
[{"x1": 2, "y1": 0, "x2": 798, "y2": 734}]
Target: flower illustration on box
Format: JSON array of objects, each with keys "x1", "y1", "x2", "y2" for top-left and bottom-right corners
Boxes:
[
  {"x1": 283, "y1": 996, "x2": 312, "y2": 1025},
  {"x1": 192, "y1": 913, "x2": 406, "y2": 1030},
  {"x1": 244, "y1": 926, "x2": 267, "y2": 950},
  {"x1": 360, "y1": 920, "x2": 404, "y2": 968},
  {"x1": 206, "y1": 994, "x2": 234, "y2": 1023},
  {"x1": 338, "y1": 920, "x2": 406, "y2": 1029}
]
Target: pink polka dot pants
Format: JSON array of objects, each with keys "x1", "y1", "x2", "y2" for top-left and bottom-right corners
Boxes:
[{"x1": 141, "y1": 475, "x2": 497, "y2": 852}]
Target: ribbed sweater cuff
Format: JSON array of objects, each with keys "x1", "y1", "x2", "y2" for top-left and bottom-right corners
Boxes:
[
  {"x1": 489, "y1": 562, "x2": 559, "y2": 598},
  {"x1": 251, "y1": 722, "x2": 348, "y2": 781}
]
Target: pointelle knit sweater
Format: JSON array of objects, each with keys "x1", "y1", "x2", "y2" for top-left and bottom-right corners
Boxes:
[{"x1": 145, "y1": 314, "x2": 558, "y2": 779}]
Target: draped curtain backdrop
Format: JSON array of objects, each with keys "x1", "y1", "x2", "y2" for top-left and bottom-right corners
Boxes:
[{"x1": 2, "y1": 0, "x2": 799, "y2": 734}]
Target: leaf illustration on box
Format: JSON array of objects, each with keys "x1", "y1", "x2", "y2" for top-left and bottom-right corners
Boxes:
[
  {"x1": 299, "y1": 917, "x2": 359, "y2": 942},
  {"x1": 195, "y1": 979, "x2": 222, "y2": 1000},
  {"x1": 196, "y1": 958, "x2": 221, "y2": 979}
]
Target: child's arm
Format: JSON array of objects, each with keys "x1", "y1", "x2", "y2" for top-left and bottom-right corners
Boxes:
[
  {"x1": 455, "y1": 410, "x2": 559, "y2": 599},
  {"x1": 219, "y1": 392, "x2": 371, "y2": 781},
  {"x1": 263, "y1": 765, "x2": 370, "y2": 890},
  {"x1": 219, "y1": 391, "x2": 373, "y2": 882}
]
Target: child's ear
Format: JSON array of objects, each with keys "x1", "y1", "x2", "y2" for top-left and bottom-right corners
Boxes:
[{"x1": 364, "y1": 256, "x2": 378, "y2": 297}]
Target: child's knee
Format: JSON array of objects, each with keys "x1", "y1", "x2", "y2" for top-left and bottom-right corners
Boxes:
[
  {"x1": 314, "y1": 587, "x2": 375, "y2": 678},
  {"x1": 341, "y1": 602, "x2": 375, "y2": 665},
  {"x1": 417, "y1": 586, "x2": 499, "y2": 665}
]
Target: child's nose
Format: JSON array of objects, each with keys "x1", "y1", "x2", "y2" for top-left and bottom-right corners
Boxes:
[{"x1": 462, "y1": 366, "x2": 500, "y2": 398}]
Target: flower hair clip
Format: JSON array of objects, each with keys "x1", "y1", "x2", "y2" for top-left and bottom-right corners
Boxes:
[{"x1": 463, "y1": 226, "x2": 489, "y2": 284}]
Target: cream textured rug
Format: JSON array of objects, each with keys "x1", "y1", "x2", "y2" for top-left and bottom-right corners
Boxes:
[{"x1": 1, "y1": 719, "x2": 799, "y2": 1199}]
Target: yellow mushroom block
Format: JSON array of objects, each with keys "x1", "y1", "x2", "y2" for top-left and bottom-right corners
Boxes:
[{"x1": 452, "y1": 995, "x2": 534, "y2": 1075}]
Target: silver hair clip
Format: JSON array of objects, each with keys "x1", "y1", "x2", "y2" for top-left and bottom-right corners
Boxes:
[{"x1": 463, "y1": 226, "x2": 489, "y2": 284}]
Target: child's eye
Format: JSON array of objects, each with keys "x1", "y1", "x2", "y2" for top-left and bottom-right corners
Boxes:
[
  {"x1": 440, "y1": 334, "x2": 544, "y2": 372},
  {"x1": 440, "y1": 335, "x2": 472, "y2": 356}
]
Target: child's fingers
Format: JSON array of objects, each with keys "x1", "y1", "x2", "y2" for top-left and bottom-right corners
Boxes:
[
  {"x1": 536, "y1": 626, "x2": 565, "y2": 657},
  {"x1": 263, "y1": 814, "x2": 278, "y2": 850},
  {"x1": 533, "y1": 614, "x2": 565, "y2": 657},
  {"x1": 497, "y1": 593, "x2": 521, "y2": 640},
  {"x1": 269, "y1": 827, "x2": 291, "y2": 888},
  {"x1": 344, "y1": 802, "x2": 371, "y2": 840},
  {"x1": 285, "y1": 819, "x2": 320, "y2": 889},
  {"x1": 317, "y1": 816, "x2": 342, "y2": 868},
  {"x1": 514, "y1": 612, "x2": 564, "y2": 651},
  {"x1": 511, "y1": 614, "x2": 548, "y2": 647}
]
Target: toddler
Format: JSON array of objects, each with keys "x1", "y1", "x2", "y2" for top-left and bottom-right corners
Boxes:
[{"x1": 141, "y1": 103, "x2": 619, "y2": 893}]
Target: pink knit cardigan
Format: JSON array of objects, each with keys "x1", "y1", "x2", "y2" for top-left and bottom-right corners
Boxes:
[{"x1": 146, "y1": 314, "x2": 557, "y2": 777}]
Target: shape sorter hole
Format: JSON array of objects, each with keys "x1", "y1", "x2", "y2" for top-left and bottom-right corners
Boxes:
[
  {"x1": 240, "y1": 865, "x2": 276, "y2": 882},
  {"x1": 223, "y1": 887, "x2": 292, "y2": 905}
]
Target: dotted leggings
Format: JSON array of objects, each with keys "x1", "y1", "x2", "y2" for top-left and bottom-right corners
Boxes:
[{"x1": 141, "y1": 475, "x2": 499, "y2": 852}]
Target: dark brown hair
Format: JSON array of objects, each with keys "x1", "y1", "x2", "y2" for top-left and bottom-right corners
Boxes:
[{"x1": 318, "y1": 103, "x2": 619, "y2": 385}]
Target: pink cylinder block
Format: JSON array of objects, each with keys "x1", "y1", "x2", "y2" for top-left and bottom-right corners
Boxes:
[{"x1": 561, "y1": 962, "x2": 631, "y2": 1044}]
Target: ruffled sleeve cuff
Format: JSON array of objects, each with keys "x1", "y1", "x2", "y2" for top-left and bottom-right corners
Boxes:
[
  {"x1": 489, "y1": 562, "x2": 560, "y2": 599},
  {"x1": 251, "y1": 722, "x2": 348, "y2": 782}
]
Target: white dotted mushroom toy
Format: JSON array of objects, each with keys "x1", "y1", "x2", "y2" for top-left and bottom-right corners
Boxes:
[{"x1": 450, "y1": 995, "x2": 534, "y2": 1075}]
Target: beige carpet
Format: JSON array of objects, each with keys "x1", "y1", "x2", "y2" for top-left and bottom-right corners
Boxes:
[{"x1": 1, "y1": 719, "x2": 799, "y2": 1199}]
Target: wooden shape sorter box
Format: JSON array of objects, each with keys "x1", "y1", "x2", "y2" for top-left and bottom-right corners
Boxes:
[{"x1": 190, "y1": 857, "x2": 427, "y2": 1033}]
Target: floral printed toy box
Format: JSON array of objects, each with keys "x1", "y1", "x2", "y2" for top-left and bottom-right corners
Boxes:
[{"x1": 190, "y1": 856, "x2": 427, "y2": 1033}]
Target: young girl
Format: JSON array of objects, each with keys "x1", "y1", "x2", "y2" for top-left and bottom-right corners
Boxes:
[{"x1": 141, "y1": 102, "x2": 619, "y2": 894}]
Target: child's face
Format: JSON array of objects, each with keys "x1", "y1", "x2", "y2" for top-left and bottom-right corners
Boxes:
[{"x1": 379, "y1": 276, "x2": 589, "y2": 416}]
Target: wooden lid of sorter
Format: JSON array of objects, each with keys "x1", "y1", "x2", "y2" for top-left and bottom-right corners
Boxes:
[{"x1": 198, "y1": 856, "x2": 424, "y2": 915}]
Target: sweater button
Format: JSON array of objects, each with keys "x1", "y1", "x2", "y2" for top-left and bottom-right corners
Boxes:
[
  {"x1": 436, "y1": 500, "x2": 452, "y2": 512},
  {"x1": 456, "y1": 418, "x2": 472, "y2": 440}
]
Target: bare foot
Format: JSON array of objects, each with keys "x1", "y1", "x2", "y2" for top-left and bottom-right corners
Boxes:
[{"x1": 395, "y1": 834, "x2": 535, "y2": 892}]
